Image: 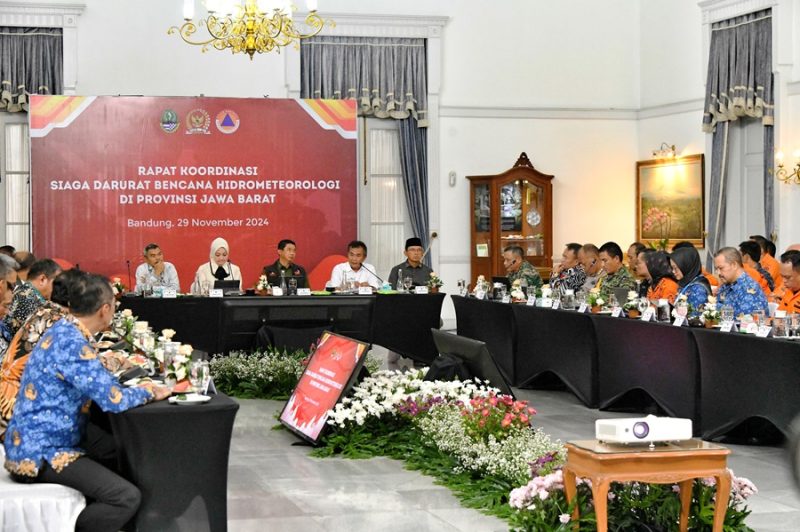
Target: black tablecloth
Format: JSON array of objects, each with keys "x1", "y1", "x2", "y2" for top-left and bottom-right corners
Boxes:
[
  {"x1": 371, "y1": 293, "x2": 445, "y2": 364},
  {"x1": 692, "y1": 329, "x2": 800, "y2": 439},
  {"x1": 513, "y1": 305, "x2": 599, "y2": 407},
  {"x1": 120, "y1": 294, "x2": 444, "y2": 362},
  {"x1": 452, "y1": 296, "x2": 517, "y2": 385},
  {"x1": 592, "y1": 316, "x2": 700, "y2": 428},
  {"x1": 109, "y1": 394, "x2": 239, "y2": 532}
]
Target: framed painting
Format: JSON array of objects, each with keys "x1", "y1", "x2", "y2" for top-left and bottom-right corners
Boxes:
[{"x1": 636, "y1": 154, "x2": 705, "y2": 249}]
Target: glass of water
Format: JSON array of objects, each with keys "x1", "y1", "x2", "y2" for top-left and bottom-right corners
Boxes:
[
  {"x1": 403, "y1": 276, "x2": 414, "y2": 292},
  {"x1": 721, "y1": 304, "x2": 734, "y2": 325}
]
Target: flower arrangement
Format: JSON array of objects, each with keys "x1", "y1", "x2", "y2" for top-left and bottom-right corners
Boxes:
[
  {"x1": 701, "y1": 295, "x2": 720, "y2": 325},
  {"x1": 111, "y1": 277, "x2": 127, "y2": 297},
  {"x1": 164, "y1": 344, "x2": 192, "y2": 381},
  {"x1": 622, "y1": 291, "x2": 638, "y2": 311},
  {"x1": 510, "y1": 279, "x2": 526, "y2": 302},
  {"x1": 643, "y1": 206, "x2": 672, "y2": 251},
  {"x1": 473, "y1": 274, "x2": 488, "y2": 296},
  {"x1": 427, "y1": 272, "x2": 444, "y2": 289},
  {"x1": 540, "y1": 284, "x2": 552, "y2": 299},
  {"x1": 587, "y1": 289, "x2": 605, "y2": 310},
  {"x1": 255, "y1": 274, "x2": 270, "y2": 292},
  {"x1": 112, "y1": 309, "x2": 137, "y2": 347}
]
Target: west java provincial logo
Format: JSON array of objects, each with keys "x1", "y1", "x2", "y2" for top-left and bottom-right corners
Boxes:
[{"x1": 160, "y1": 109, "x2": 180, "y2": 133}]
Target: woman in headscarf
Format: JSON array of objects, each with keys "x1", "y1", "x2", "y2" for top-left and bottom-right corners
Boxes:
[
  {"x1": 644, "y1": 250, "x2": 679, "y2": 304},
  {"x1": 670, "y1": 246, "x2": 712, "y2": 310},
  {"x1": 191, "y1": 237, "x2": 242, "y2": 294}
]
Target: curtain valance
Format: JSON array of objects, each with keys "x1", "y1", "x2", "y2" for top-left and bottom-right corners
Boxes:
[
  {"x1": 702, "y1": 9, "x2": 772, "y2": 133},
  {"x1": 301, "y1": 36, "x2": 428, "y2": 127},
  {"x1": 0, "y1": 27, "x2": 63, "y2": 113}
]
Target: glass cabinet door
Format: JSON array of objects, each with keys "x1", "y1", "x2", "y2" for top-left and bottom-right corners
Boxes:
[
  {"x1": 473, "y1": 183, "x2": 491, "y2": 257},
  {"x1": 499, "y1": 179, "x2": 545, "y2": 260}
]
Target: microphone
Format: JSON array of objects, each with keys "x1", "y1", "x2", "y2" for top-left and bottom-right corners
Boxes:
[
  {"x1": 421, "y1": 231, "x2": 438, "y2": 259},
  {"x1": 126, "y1": 260, "x2": 132, "y2": 290},
  {"x1": 359, "y1": 263, "x2": 384, "y2": 286}
]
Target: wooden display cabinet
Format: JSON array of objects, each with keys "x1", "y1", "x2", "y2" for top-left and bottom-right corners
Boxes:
[{"x1": 467, "y1": 153, "x2": 553, "y2": 282}]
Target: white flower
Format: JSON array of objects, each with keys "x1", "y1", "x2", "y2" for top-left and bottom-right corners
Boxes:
[
  {"x1": 627, "y1": 291, "x2": 638, "y2": 301},
  {"x1": 162, "y1": 328, "x2": 176, "y2": 340},
  {"x1": 596, "y1": 298, "x2": 605, "y2": 306},
  {"x1": 178, "y1": 344, "x2": 193, "y2": 356},
  {"x1": 122, "y1": 309, "x2": 133, "y2": 318},
  {"x1": 559, "y1": 514, "x2": 571, "y2": 524}
]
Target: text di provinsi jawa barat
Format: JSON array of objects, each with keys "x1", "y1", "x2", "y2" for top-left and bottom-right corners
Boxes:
[{"x1": 48, "y1": 165, "x2": 343, "y2": 205}]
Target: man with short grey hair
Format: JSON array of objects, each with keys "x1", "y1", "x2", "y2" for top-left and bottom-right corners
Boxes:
[
  {"x1": 714, "y1": 247, "x2": 768, "y2": 317},
  {"x1": 134, "y1": 243, "x2": 180, "y2": 293}
]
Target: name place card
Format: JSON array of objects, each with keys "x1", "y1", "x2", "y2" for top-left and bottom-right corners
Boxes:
[
  {"x1": 611, "y1": 307, "x2": 622, "y2": 318},
  {"x1": 161, "y1": 288, "x2": 177, "y2": 299},
  {"x1": 641, "y1": 308, "x2": 655, "y2": 322},
  {"x1": 526, "y1": 295, "x2": 536, "y2": 306},
  {"x1": 720, "y1": 322, "x2": 734, "y2": 332},
  {"x1": 745, "y1": 323, "x2": 758, "y2": 334},
  {"x1": 756, "y1": 325, "x2": 772, "y2": 338},
  {"x1": 672, "y1": 316, "x2": 685, "y2": 327},
  {"x1": 358, "y1": 286, "x2": 374, "y2": 295},
  {"x1": 297, "y1": 288, "x2": 312, "y2": 296},
  {"x1": 551, "y1": 299, "x2": 560, "y2": 310},
  {"x1": 271, "y1": 287, "x2": 284, "y2": 296},
  {"x1": 577, "y1": 303, "x2": 587, "y2": 313},
  {"x1": 414, "y1": 286, "x2": 429, "y2": 294},
  {"x1": 501, "y1": 295, "x2": 511, "y2": 304},
  {"x1": 209, "y1": 288, "x2": 224, "y2": 298}
]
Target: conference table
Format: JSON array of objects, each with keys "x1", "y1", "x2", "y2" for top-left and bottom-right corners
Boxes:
[
  {"x1": 119, "y1": 293, "x2": 445, "y2": 364},
  {"x1": 109, "y1": 393, "x2": 239, "y2": 532},
  {"x1": 452, "y1": 295, "x2": 800, "y2": 439}
]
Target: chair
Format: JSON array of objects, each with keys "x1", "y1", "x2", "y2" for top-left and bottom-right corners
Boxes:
[{"x1": 306, "y1": 254, "x2": 347, "y2": 290}]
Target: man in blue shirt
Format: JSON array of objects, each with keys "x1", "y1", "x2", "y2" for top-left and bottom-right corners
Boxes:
[
  {"x1": 714, "y1": 247, "x2": 768, "y2": 317},
  {"x1": 134, "y1": 243, "x2": 181, "y2": 293}
]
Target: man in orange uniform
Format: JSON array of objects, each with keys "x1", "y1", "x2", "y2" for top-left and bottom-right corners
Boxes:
[{"x1": 778, "y1": 251, "x2": 800, "y2": 314}]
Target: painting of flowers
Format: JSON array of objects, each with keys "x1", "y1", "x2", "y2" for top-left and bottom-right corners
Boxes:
[{"x1": 636, "y1": 154, "x2": 705, "y2": 248}]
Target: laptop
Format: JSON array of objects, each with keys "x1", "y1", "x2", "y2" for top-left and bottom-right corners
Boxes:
[{"x1": 214, "y1": 279, "x2": 241, "y2": 295}]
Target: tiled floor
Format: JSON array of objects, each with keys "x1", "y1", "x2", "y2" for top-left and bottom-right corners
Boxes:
[{"x1": 227, "y1": 372, "x2": 800, "y2": 531}]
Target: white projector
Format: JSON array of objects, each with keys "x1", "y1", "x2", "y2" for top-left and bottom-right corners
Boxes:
[{"x1": 595, "y1": 415, "x2": 692, "y2": 444}]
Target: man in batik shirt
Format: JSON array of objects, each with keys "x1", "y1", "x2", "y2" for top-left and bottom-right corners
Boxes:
[
  {"x1": 503, "y1": 245, "x2": 542, "y2": 289},
  {"x1": 596, "y1": 241, "x2": 637, "y2": 301},
  {"x1": 715, "y1": 247, "x2": 768, "y2": 317},
  {"x1": 4, "y1": 258, "x2": 61, "y2": 337},
  {"x1": 549, "y1": 243, "x2": 587, "y2": 292},
  {"x1": 4, "y1": 274, "x2": 170, "y2": 531}
]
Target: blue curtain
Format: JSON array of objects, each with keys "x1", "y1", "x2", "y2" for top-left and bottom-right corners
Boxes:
[
  {"x1": 398, "y1": 117, "x2": 430, "y2": 266},
  {"x1": 0, "y1": 27, "x2": 63, "y2": 112}
]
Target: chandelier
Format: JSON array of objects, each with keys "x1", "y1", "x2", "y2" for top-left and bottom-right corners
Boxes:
[
  {"x1": 651, "y1": 142, "x2": 677, "y2": 159},
  {"x1": 774, "y1": 150, "x2": 800, "y2": 185},
  {"x1": 169, "y1": 0, "x2": 333, "y2": 60}
]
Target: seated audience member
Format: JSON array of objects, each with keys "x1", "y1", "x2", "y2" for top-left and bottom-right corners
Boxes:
[
  {"x1": 262, "y1": 239, "x2": 308, "y2": 288},
  {"x1": 134, "y1": 243, "x2": 180, "y2": 293},
  {"x1": 0, "y1": 255, "x2": 19, "y2": 284},
  {"x1": 0, "y1": 245, "x2": 15, "y2": 257},
  {"x1": 549, "y1": 243, "x2": 586, "y2": 292},
  {"x1": 627, "y1": 242, "x2": 647, "y2": 279},
  {"x1": 4, "y1": 259, "x2": 61, "y2": 337},
  {"x1": 778, "y1": 251, "x2": 800, "y2": 314},
  {"x1": 191, "y1": 237, "x2": 242, "y2": 293},
  {"x1": 714, "y1": 247, "x2": 768, "y2": 316},
  {"x1": 0, "y1": 282, "x2": 13, "y2": 355},
  {"x1": 13, "y1": 251, "x2": 35, "y2": 283},
  {"x1": 0, "y1": 269, "x2": 84, "y2": 439},
  {"x1": 4, "y1": 273, "x2": 170, "y2": 532},
  {"x1": 503, "y1": 245, "x2": 542, "y2": 289},
  {"x1": 673, "y1": 241, "x2": 719, "y2": 288},
  {"x1": 641, "y1": 251, "x2": 678, "y2": 304},
  {"x1": 750, "y1": 234, "x2": 783, "y2": 291},
  {"x1": 329, "y1": 240, "x2": 381, "y2": 289},
  {"x1": 635, "y1": 249, "x2": 654, "y2": 297},
  {"x1": 388, "y1": 237, "x2": 433, "y2": 288},
  {"x1": 578, "y1": 244, "x2": 603, "y2": 292},
  {"x1": 670, "y1": 246, "x2": 712, "y2": 310},
  {"x1": 596, "y1": 242, "x2": 636, "y2": 300},
  {"x1": 738, "y1": 241, "x2": 774, "y2": 296}
]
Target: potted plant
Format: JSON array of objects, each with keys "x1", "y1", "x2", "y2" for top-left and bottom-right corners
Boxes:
[
  {"x1": 587, "y1": 290, "x2": 604, "y2": 313},
  {"x1": 255, "y1": 274, "x2": 271, "y2": 296},
  {"x1": 622, "y1": 290, "x2": 640, "y2": 318},
  {"x1": 510, "y1": 279, "x2": 526, "y2": 302},
  {"x1": 427, "y1": 272, "x2": 444, "y2": 293},
  {"x1": 701, "y1": 295, "x2": 721, "y2": 328},
  {"x1": 111, "y1": 277, "x2": 127, "y2": 300}
]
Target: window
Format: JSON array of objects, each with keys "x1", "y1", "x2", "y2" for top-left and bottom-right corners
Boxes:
[
  {"x1": 0, "y1": 113, "x2": 30, "y2": 249},
  {"x1": 359, "y1": 118, "x2": 412, "y2": 281}
]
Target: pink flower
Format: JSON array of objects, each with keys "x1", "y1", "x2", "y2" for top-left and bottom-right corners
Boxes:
[
  {"x1": 519, "y1": 414, "x2": 529, "y2": 424},
  {"x1": 481, "y1": 408, "x2": 490, "y2": 417}
]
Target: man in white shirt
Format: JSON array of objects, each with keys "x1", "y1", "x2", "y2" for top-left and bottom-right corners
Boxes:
[
  {"x1": 329, "y1": 240, "x2": 381, "y2": 290},
  {"x1": 134, "y1": 243, "x2": 180, "y2": 293}
]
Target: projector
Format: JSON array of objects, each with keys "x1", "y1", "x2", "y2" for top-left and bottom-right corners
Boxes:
[{"x1": 595, "y1": 415, "x2": 692, "y2": 444}]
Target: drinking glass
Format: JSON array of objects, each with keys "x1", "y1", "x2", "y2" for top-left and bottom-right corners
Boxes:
[
  {"x1": 721, "y1": 304, "x2": 734, "y2": 325},
  {"x1": 457, "y1": 279, "x2": 467, "y2": 297},
  {"x1": 637, "y1": 297, "x2": 650, "y2": 314},
  {"x1": 189, "y1": 360, "x2": 209, "y2": 392},
  {"x1": 773, "y1": 316, "x2": 788, "y2": 337},
  {"x1": 498, "y1": 285, "x2": 508, "y2": 301},
  {"x1": 288, "y1": 278, "x2": 297, "y2": 295},
  {"x1": 791, "y1": 313, "x2": 800, "y2": 337},
  {"x1": 403, "y1": 276, "x2": 414, "y2": 292},
  {"x1": 675, "y1": 301, "x2": 689, "y2": 318},
  {"x1": 576, "y1": 291, "x2": 586, "y2": 306},
  {"x1": 752, "y1": 310, "x2": 766, "y2": 326},
  {"x1": 201, "y1": 280, "x2": 210, "y2": 296},
  {"x1": 608, "y1": 293, "x2": 618, "y2": 309},
  {"x1": 561, "y1": 290, "x2": 575, "y2": 310}
]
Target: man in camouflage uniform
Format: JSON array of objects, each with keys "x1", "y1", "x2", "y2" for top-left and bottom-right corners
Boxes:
[
  {"x1": 596, "y1": 241, "x2": 636, "y2": 300},
  {"x1": 503, "y1": 245, "x2": 542, "y2": 289}
]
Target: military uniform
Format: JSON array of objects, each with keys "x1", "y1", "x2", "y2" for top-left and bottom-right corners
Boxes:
[
  {"x1": 597, "y1": 265, "x2": 636, "y2": 300},
  {"x1": 508, "y1": 260, "x2": 543, "y2": 289},
  {"x1": 262, "y1": 260, "x2": 308, "y2": 288}
]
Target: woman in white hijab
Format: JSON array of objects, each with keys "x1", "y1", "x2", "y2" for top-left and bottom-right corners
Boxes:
[{"x1": 191, "y1": 237, "x2": 242, "y2": 294}]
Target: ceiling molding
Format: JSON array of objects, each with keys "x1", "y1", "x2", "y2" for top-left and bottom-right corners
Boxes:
[
  {"x1": 439, "y1": 105, "x2": 638, "y2": 121},
  {"x1": 296, "y1": 12, "x2": 448, "y2": 38},
  {"x1": 0, "y1": 2, "x2": 85, "y2": 27}
]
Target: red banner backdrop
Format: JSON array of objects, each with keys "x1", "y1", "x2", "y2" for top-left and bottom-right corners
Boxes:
[{"x1": 30, "y1": 95, "x2": 357, "y2": 291}]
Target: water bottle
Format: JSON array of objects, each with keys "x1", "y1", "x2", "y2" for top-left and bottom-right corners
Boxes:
[
  {"x1": 396, "y1": 268, "x2": 404, "y2": 291},
  {"x1": 279, "y1": 269, "x2": 287, "y2": 295}
]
